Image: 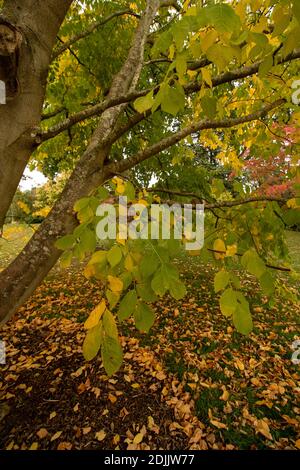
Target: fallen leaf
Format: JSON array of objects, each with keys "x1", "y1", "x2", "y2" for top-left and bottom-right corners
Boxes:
[
  {"x1": 133, "y1": 432, "x2": 144, "y2": 444},
  {"x1": 51, "y1": 431, "x2": 62, "y2": 442},
  {"x1": 36, "y1": 428, "x2": 48, "y2": 439},
  {"x1": 95, "y1": 430, "x2": 106, "y2": 442}
]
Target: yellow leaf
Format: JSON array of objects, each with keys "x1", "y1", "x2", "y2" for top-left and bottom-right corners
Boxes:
[
  {"x1": 255, "y1": 420, "x2": 272, "y2": 440},
  {"x1": 201, "y1": 67, "x2": 212, "y2": 87},
  {"x1": 131, "y1": 383, "x2": 140, "y2": 389},
  {"x1": 213, "y1": 239, "x2": 226, "y2": 260},
  {"x1": 137, "y1": 199, "x2": 148, "y2": 207},
  {"x1": 36, "y1": 428, "x2": 48, "y2": 439},
  {"x1": 133, "y1": 432, "x2": 144, "y2": 444},
  {"x1": 295, "y1": 439, "x2": 300, "y2": 449},
  {"x1": 51, "y1": 431, "x2": 62, "y2": 442},
  {"x1": 210, "y1": 419, "x2": 228, "y2": 430},
  {"x1": 82, "y1": 427, "x2": 91, "y2": 435},
  {"x1": 287, "y1": 198, "x2": 299, "y2": 208},
  {"x1": 29, "y1": 442, "x2": 39, "y2": 450},
  {"x1": 235, "y1": 358, "x2": 245, "y2": 371},
  {"x1": 17, "y1": 201, "x2": 31, "y2": 214},
  {"x1": 84, "y1": 264, "x2": 96, "y2": 279},
  {"x1": 220, "y1": 389, "x2": 229, "y2": 401},
  {"x1": 95, "y1": 430, "x2": 106, "y2": 442},
  {"x1": 84, "y1": 300, "x2": 106, "y2": 329},
  {"x1": 226, "y1": 244, "x2": 237, "y2": 257},
  {"x1": 108, "y1": 275, "x2": 123, "y2": 292},
  {"x1": 108, "y1": 393, "x2": 117, "y2": 403}
]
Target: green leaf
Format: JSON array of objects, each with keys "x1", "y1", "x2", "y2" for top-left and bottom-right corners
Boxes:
[
  {"x1": 134, "y1": 91, "x2": 154, "y2": 114},
  {"x1": 60, "y1": 250, "x2": 73, "y2": 268},
  {"x1": 123, "y1": 181, "x2": 136, "y2": 201},
  {"x1": 151, "y1": 269, "x2": 167, "y2": 296},
  {"x1": 201, "y1": 95, "x2": 217, "y2": 119},
  {"x1": 259, "y1": 271, "x2": 275, "y2": 296},
  {"x1": 140, "y1": 253, "x2": 160, "y2": 278},
  {"x1": 258, "y1": 55, "x2": 273, "y2": 77},
  {"x1": 134, "y1": 302, "x2": 155, "y2": 333},
  {"x1": 101, "y1": 336, "x2": 123, "y2": 377},
  {"x1": 107, "y1": 245, "x2": 122, "y2": 268},
  {"x1": 233, "y1": 293, "x2": 253, "y2": 335},
  {"x1": 241, "y1": 250, "x2": 266, "y2": 278},
  {"x1": 220, "y1": 288, "x2": 237, "y2": 317},
  {"x1": 206, "y1": 44, "x2": 237, "y2": 71},
  {"x1": 161, "y1": 83, "x2": 185, "y2": 116},
  {"x1": 97, "y1": 187, "x2": 110, "y2": 201},
  {"x1": 214, "y1": 271, "x2": 230, "y2": 293},
  {"x1": 206, "y1": 4, "x2": 241, "y2": 33},
  {"x1": 80, "y1": 229, "x2": 97, "y2": 254},
  {"x1": 118, "y1": 290, "x2": 137, "y2": 321},
  {"x1": 83, "y1": 323, "x2": 103, "y2": 361},
  {"x1": 55, "y1": 234, "x2": 75, "y2": 251},
  {"x1": 293, "y1": 2, "x2": 300, "y2": 24},
  {"x1": 74, "y1": 197, "x2": 90, "y2": 213},
  {"x1": 136, "y1": 283, "x2": 158, "y2": 302},
  {"x1": 106, "y1": 290, "x2": 120, "y2": 309},
  {"x1": 119, "y1": 271, "x2": 133, "y2": 291},
  {"x1": 283, "y1": 209, "x2": 300, "y2": 226},
  {"x1": 102, "y1": 309, "x2": 118, "y2": 339},
  {"x1": 169, "y1": 279, "x2": 187, "y2": 300},
  {"x1": 89, "y1": 250, "x2": 107, "y2": 266}
]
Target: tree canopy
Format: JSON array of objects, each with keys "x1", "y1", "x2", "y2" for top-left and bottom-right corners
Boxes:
[{"x1": 0, "y1": 0, "x2": 299, "y2": 376}]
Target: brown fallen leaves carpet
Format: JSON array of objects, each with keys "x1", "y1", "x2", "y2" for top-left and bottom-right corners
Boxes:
[{"x1": 0, "y1": 259, "x2": 299, "y2": 450}]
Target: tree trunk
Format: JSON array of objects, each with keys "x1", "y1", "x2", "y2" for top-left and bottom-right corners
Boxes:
[
  {"x1": 0, "y1": 0, "x2": 73, "y2": 228},
  {"x1": 0, "y1": 0, "x2": 160, "y2": 325}
]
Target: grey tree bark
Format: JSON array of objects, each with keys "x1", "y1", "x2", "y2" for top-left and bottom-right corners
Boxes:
[
  {"x1": 0, "y1": 0, "x2": 73, "y2": 228},
  {"x1": 0, "y1": 0, "x2": 161, "y2": 325}
]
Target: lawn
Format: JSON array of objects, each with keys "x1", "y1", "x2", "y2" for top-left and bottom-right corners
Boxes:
[{"x1": 0, "y1": 225, "x2": 299, "y2": 450}]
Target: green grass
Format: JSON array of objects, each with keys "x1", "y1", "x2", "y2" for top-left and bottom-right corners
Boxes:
[
  {"x1": 0, "y1": 224, "x2": 35, "y2": 269},
  {"x1": 286, "y1": 230, "x2": 300, "y2": 272}
]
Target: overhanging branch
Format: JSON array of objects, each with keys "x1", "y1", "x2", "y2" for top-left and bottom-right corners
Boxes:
[
  {"x1": 52, "y1": 9, "x2": 140, "y2": 60},
  {"x1": 104, "y1": 99, "x2": 285, "y2": 176},
  {"x1": 38, "y1": 48, "x2": 300, "y2": 144}
]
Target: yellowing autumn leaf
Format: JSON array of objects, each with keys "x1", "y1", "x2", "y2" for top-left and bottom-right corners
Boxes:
[
  {"x1": 108, "y1": 275, "x2": 123, "y2": 292},
  {"x1": 220, "y1": 389, "x2": 229, "y2": 401},
  {"x1": 213, "y1": 239, "x2": 226, "y2": 259},
  {"x1": 51, "y1": 431, "x2": 62, "y2": 442},
  {"x1": 95, "y1": 430, "x2": 106, "y2": 441},
  {"x1": 29, "y1": 442, "x2": 39, "y2": 450},
  {"x1": 36, "y1": 428, "x2": 48, "y2": 439},
  {"x1": 255, "y1": 420, "x2": 272, "y2": 440},
  {"x1": 108, "y1": 393, "x2": 117, "y2": 403},
  {"x1": 226, "y1": 244, "x2": 237, "y2": 257},
  {"x1": 235, "y1": 358, "x2": 245, "y2": 371},
  {"x1": 133, "y1": 432, "x2": 144, "y2": 444},
  {"x1": 84, "y1": 300, "x2": 106, "y2": 329},
  {"x1": 210, "y1": 419, "x2": 228, "y2": 430},
  {"x1": 17, "y1": 201, "x2": 31, "y2": 214}
]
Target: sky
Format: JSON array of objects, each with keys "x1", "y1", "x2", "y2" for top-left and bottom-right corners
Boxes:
[{"x1": 19, "y1": 168, "x2": 48, "y2": 192}]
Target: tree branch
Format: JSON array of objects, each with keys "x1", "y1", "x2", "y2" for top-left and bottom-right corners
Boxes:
[
  {"x1": 207, "y1": 249, "x2": 291, "y2": 272},
  {"x1": 104, "y1": 99, "x2": 285, "y2": 176},
  {"x1": 52, "y1": 9, "x2": 140, "y2": 60},
  {"x1": 37, "y1": 48, "x2": 300, "y2": 144}
]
